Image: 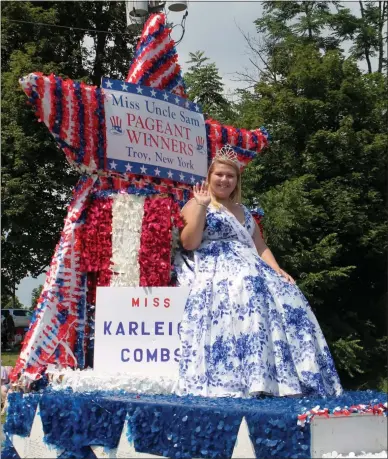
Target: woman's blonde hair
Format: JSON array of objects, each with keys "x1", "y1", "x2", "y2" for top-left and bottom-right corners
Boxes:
[{"x1": 207, "y1": 158, "x2": 242, "y2": 204}]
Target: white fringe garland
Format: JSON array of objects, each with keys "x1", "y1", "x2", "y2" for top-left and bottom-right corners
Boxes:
[
  {"x1": 110, "y1": 193, "x2": 145, "y2": 287},
  {"x1": 48, "y1": 367, "x2": 177, "y2": 395}
]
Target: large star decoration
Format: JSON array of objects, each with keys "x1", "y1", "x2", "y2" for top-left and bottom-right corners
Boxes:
[
  {"x1": 19, "y1": 12, "x2": 268, "y2": 188},
  {"x1": 11, "y1": 10, "x2": 268, "y2": 386}
]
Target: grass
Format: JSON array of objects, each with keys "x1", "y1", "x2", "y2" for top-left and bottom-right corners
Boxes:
[
  {"x1": 1, "y1": 350, "x2": 19, "y2": 367},
  {"x1": 1, "y1": 350, "x2": 20, "y2": 426}
]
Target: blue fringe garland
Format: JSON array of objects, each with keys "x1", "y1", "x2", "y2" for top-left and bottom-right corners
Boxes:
[
  {"x1": 251, "y1": 131, "x2": 258, "y2": 150},
  {"x1": 95, "y1": 87, "x2": 106, "y2": 170},
  {"x1": 85, "y1": 303, "x2": 96, "y2": 368},
  {"x1": 235, "y1": 128, "x2": 243, "y2": 148},
  {"x1": 73, "y1": 274, "x2": 87, "y2": 369},
  {"x1": 251, "y1": 207, "x2": 265, "y2": 218},
  {"x1": 164, "y1": 72, "x2": 184, "y2": 93},
  {"x1": 91, "y1": 185, "x2": 187, "y2": 208},
  {"x1": 53, "y1": 77, "x2": 63, "y2": 137},
  {"x1": 136, "y1": 24, "x2": 164, "y2": 59},
  {"x1": 73, "y1": 82, "x2": 86, "y2": 165},
  {"x1": 205, "y1": 123, "x2": 212, "y2": 169},
  {"x1": 3, "y1": 389, "x2": 386, "y2": 459},
  {"x1": 233, "y1": 145, "x2": 256, "y2": 160},
  {"x1": 138, "y1": 46, "x2": 177, "y2": 86},
  {"x1": 221, "y1": 127, "x2": 228, "y2": 147},
  {"x1": 260, "y1": 125, "x2": 271, "y2": 141}
]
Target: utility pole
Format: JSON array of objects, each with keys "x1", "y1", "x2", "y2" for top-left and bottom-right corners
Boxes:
[{"x1": 125, "y1": 1, "x2": 188, "y2": 31}]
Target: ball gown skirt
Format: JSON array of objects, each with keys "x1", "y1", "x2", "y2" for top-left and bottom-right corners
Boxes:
[{"x1": 174, "y1": 204, "x2": 343, "y2": 398}]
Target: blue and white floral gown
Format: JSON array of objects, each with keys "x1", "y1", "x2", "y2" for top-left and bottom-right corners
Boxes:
[{"x1": 174, "y1": 204, "x2": 343, "y2": 398}]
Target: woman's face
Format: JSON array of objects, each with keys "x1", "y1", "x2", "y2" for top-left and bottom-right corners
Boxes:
[{"x1": 208, "y1": 163, "x2": 238, "y2": 200}]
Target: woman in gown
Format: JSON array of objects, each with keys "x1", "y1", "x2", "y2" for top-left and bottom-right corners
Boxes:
[{"x1": 174, "y1": 146, "x2": 343, "y2": 398}]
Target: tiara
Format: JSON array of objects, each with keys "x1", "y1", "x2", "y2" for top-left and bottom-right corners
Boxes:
[{"x1": 213, "y1": 144, "x2": 238, "y2": 163}]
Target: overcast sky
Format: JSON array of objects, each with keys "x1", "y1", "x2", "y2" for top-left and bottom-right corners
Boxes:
[
  {"x1": 16, "y1": 1, "x2": 365, "y2": 307},
  {"x1": 172, "y1": 1, "x2": 265, "y2": 95}
]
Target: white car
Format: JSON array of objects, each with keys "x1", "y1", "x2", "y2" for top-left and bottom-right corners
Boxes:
[{"x1": 1, "y1": 309, "x2": 32, "y2": 329}]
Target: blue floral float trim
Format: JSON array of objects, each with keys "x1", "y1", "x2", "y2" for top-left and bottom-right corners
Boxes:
[
  {"x1": 58, "y1": 446, "x2": 97, "y2": 458},
  {"x1": 3, "y1": 389, "x2": 387, "y2": 459},
  {"x1": 245, "y1": 410, "x2": 309, "y2": 458},
  {"x1": 39, "y1": 390, "x2": 127, "y2": 451},
  {"x1": 4, "y1": 392, "x2": 41, "y2": 437},
  {"x1": 1, "y1": 437, "x2": 20, "y2": 459},
  {"x1": 127, "y1": 401, "x2": 243, "y2": 459}
]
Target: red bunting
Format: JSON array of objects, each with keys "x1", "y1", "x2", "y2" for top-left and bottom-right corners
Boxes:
[
  {"x1": 80, "y1": 197, "x2": 113, "y2": 286},
  {"x1": 138, "y1": 196, "x2": 184, "y2": 287}
]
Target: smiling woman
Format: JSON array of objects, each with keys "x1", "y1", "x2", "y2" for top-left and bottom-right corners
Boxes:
[{"x1": 173, "y1": 146, "x2": 343, "y2": 399}]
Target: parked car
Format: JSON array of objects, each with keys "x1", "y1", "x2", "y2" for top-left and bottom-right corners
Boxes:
[{"x1": 1, "y1": 309, "x2": 32, "y2": 328}]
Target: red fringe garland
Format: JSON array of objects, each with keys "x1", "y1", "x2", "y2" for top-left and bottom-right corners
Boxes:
[
  {"x1": 80, "y1": 197, "x2": 113, "y2": 286},
  {"x1": 206, "y1": 118, "x2": 269, "y2": 156},
  {"x1": 145, "y1": 55, "x2": 179, "y2": 89},
  {"x1": 138, "y1": 196, "x2": 184, "y2": 287},
  {"x1": 127, "y1": 29, "x2": 171, "y2": 83},
  {"x1": 60, "y1": 80, "x2": 70, "y2": 145},
  {"x1": 139, "y1": 13, "x2": 166, "y2": 45},
  {"x1": 86, "y1": 272, "x2": 98, "y2": 306}
]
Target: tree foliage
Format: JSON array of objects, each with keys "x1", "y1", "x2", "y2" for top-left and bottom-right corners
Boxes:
[
  {"x1": 2, "y1": 296, "x2": 25, "y2": 310},
  {"x1": 30, "y1": 284, "x2": 44, "y2": 311},
  {"x1": 184, "y1": 51, "x2": 232, "y2": 121},
  {"x1": 232, "y1": 1, "x2": 387, "y2": 390},
  {"x1": 1, "y1": 1, "x2": 139, "y2": 297}
]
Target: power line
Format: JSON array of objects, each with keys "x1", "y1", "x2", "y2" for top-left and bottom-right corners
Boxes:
[{"x1": 6, "y1": 19, "x2": 132, "y2": 36}]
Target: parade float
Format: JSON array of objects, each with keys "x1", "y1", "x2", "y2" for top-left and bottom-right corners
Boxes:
[{"x1": 2, "y1": 4, "x2": 387, "y2": 459}]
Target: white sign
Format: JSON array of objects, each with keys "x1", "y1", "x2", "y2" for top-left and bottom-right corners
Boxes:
[
  {"x1": 102, "y1": 78, "x2": 208, "y2": 185},
  {"x1": 94, "y1": 286, "x2": 189, "y2": 376}
]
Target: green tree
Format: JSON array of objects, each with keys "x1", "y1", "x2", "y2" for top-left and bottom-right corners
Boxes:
[
  {"x1": 1, "y1": 1, "x2": 139, "y2": 298},
  {"x1": 237, "y1": 4, "x2": 387, "y2": 389},
  {"x1": 253, "y1": 1, "x2": 388, "y2": 75},
  {"x1": 256, "y1": 1, "x2": 341, "y2": 40},
  {"x1": 184, "y1": 51, "x2": 232, "y2": 121},
  {"x1": 2, "y1": 296, "x2": 25, "y2": 310},
  {"x1": 30, "y1": 284, "x2": 44, "y2": 311},
  {"x1": 330, "y1": 1, "x2": 388, "y2": 73}
]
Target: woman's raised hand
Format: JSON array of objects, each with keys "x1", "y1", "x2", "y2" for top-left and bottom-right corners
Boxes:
[{"x1": 193, "y1": 181, "x2": 211, "y2": 207}]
